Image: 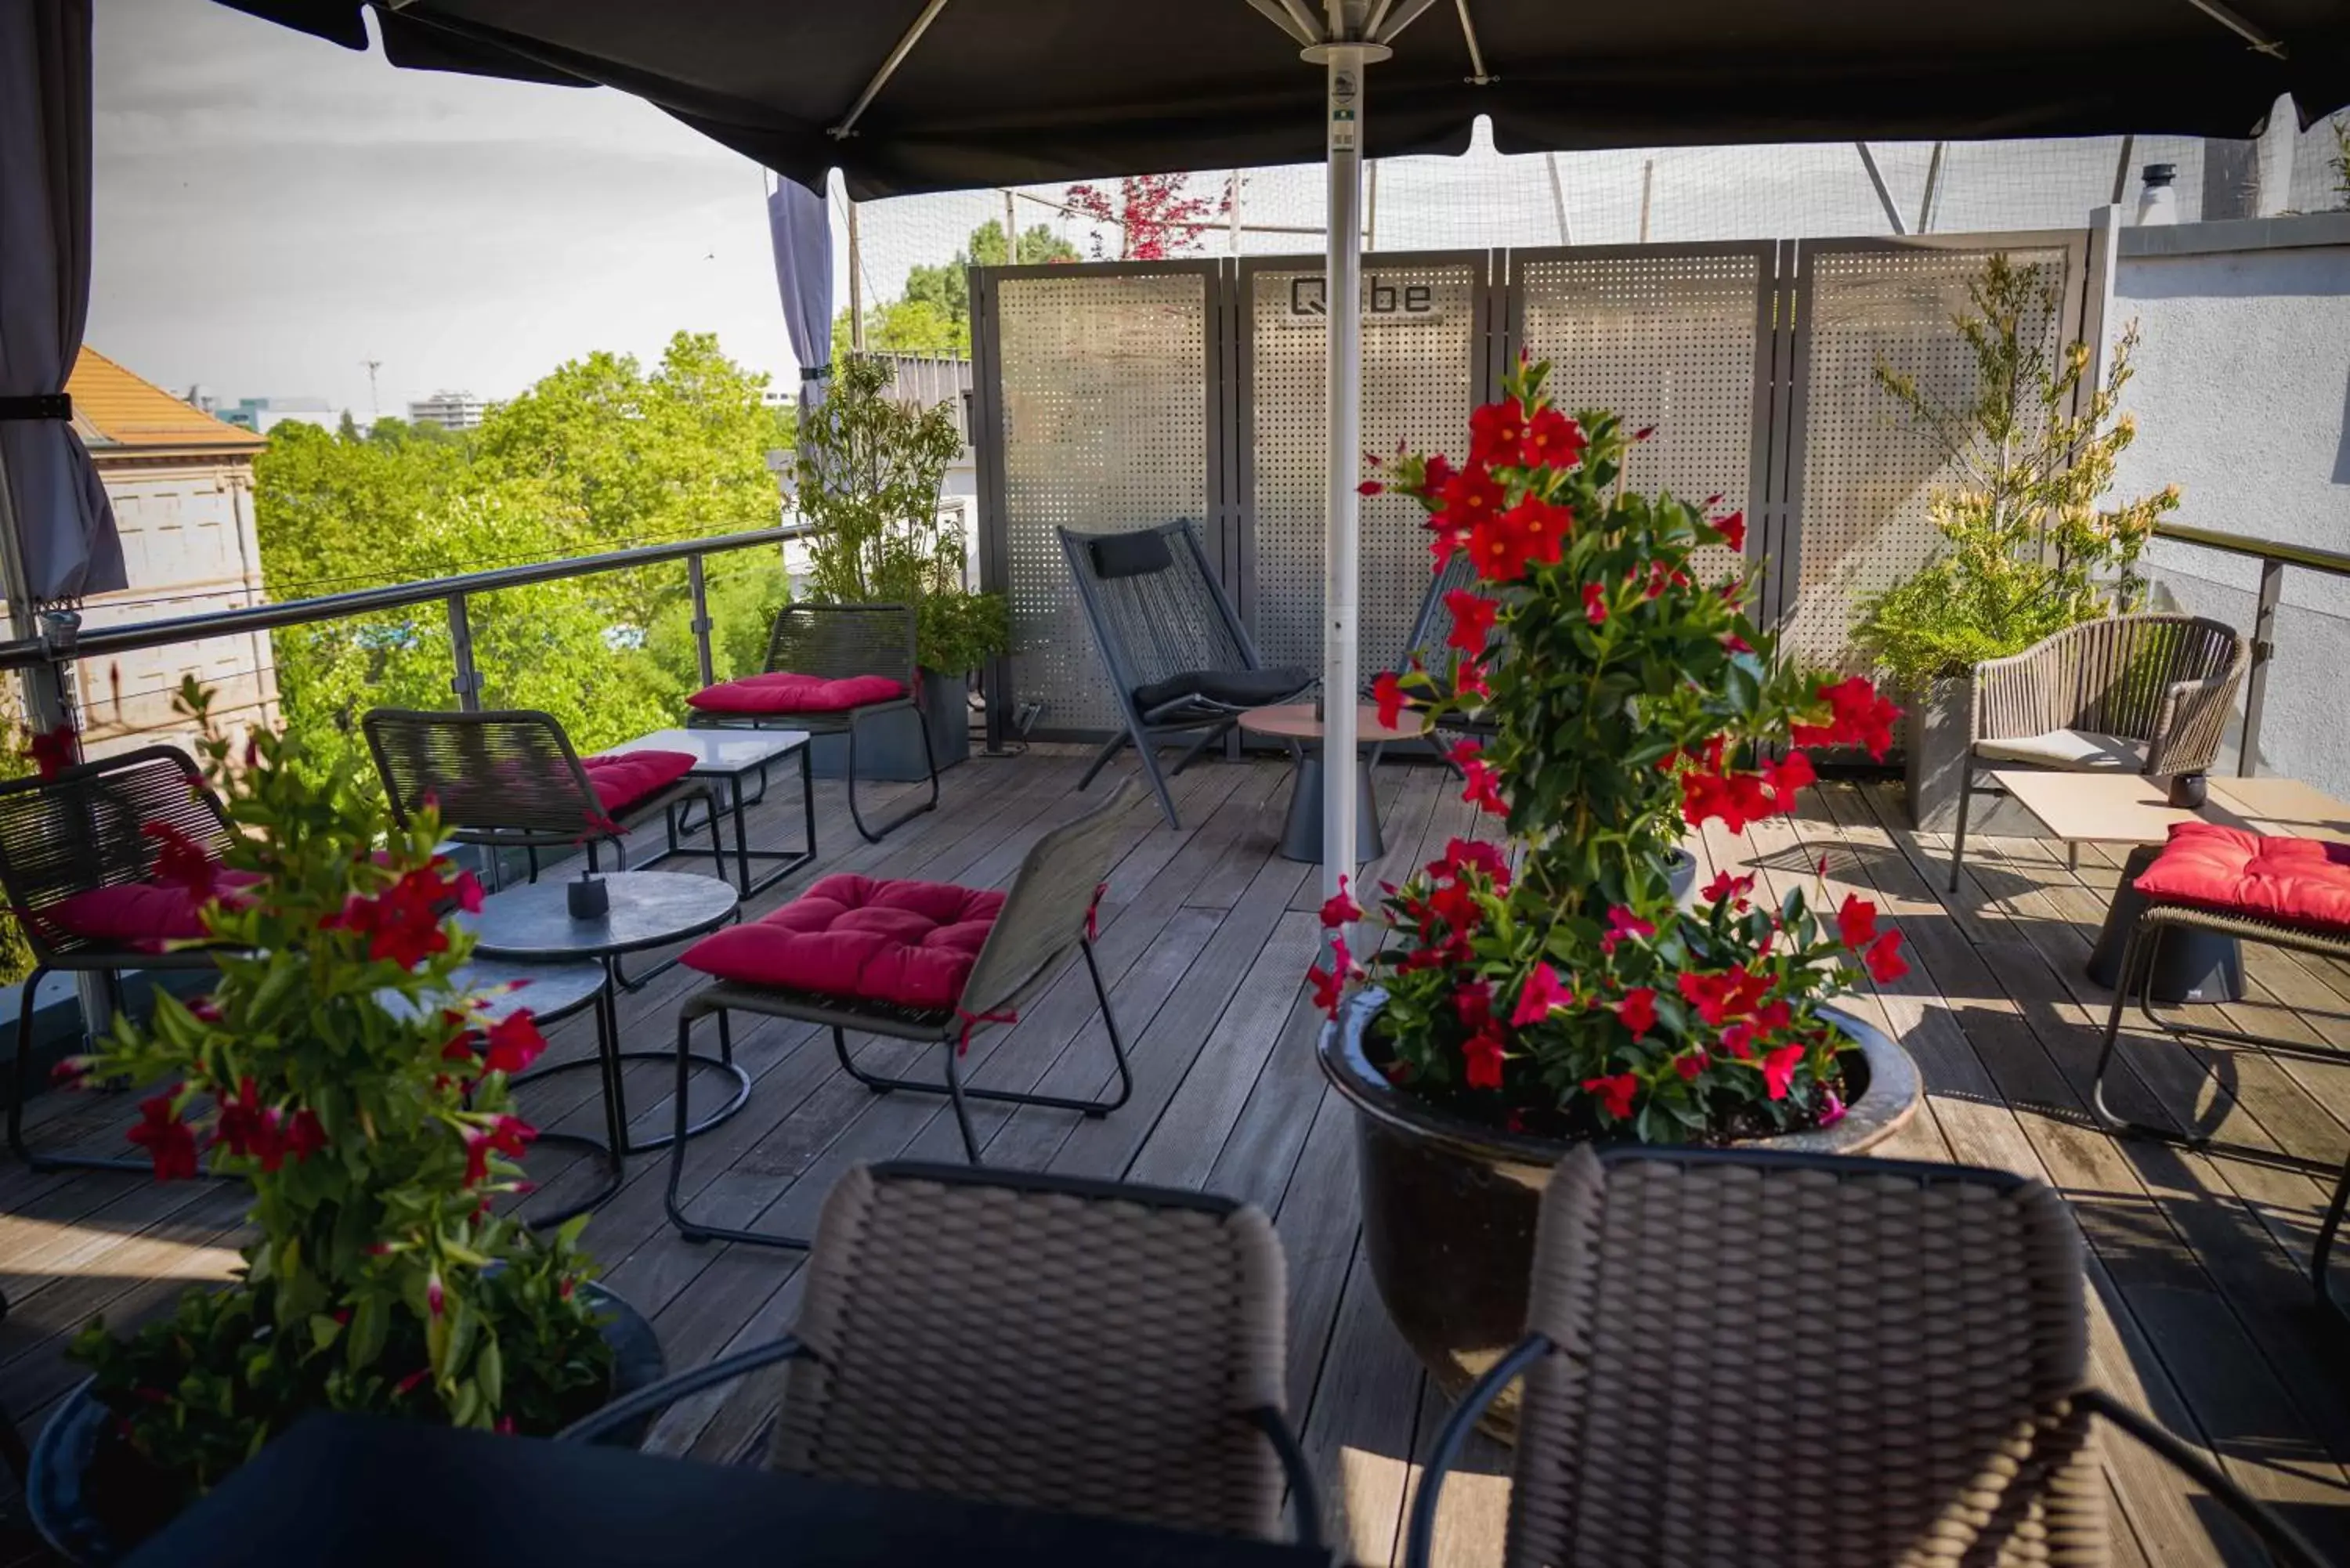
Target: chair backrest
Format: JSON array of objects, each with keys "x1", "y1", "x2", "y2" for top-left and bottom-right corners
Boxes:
[
  {"x1": 956, "y1": 781, "x2": 1133, "y2": 1019},
  {"x1": 764, "y1": 602, "x2": 920, "y2": 685},
  {"x1": 1058, "y1": 521, "x2": 1261, "y2": 698},
  {"x1": 1509, "y1": 1146, "x2": 2097, "y2": 1568},
  {"x1": 770, "y1": 1160, "x2": 1290, "y2": 1540},
  {"x1": 2016, "y1": 614, "x2": 2245, "y2": 751},
  {"x1": 0, "y1": 745, "x2": 233, "y2": 963},
  {"x1": 361, "y1": 709, "x2": 602, "y2": 839}
]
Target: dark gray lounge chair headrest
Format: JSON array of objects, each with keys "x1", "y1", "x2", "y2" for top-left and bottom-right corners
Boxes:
[{"x1": 1087, "y1": 529, "x2": 1175, "y2": 580}]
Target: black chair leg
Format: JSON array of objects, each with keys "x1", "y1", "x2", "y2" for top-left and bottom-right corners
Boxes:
[
  {"x1": 1130, "y1": 729, "x2": 1184, "y2": 831},
  {"x1": 842, "y1": 706, "x2": 939, "y2": 844},
  {"x1": 1168, "y1": 719, "x2": 1236, "y2": 778},
  {"x1": 1947, "y1": 772, "x2": 1975, "y2": 894},
  {"x1": 2316, "y1": 1151, "x2": 2350, "y2": 1321},
  {"x1": 663, "y1": 1011, "x2": 808, "y2": 1250},
  {"x1": 1076, "y1": 732, "x2": 1130, "y2": 790}
]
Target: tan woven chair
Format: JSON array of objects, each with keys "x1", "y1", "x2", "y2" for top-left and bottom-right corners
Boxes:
[
  {"x1": 1406, "y1": 1146, "x2": 2325, "y2": 1568},
  {"x1": 1950, "y1": 614, "x2": 2246, "y2": 891},
  {"x1": 559, "y1": 1161, "x2": 1323, "y2": 1551}
]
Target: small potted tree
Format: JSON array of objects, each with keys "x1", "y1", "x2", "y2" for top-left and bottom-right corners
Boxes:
[
  {"x1": 28, "y1": 683, "x2": 662, "y2": 1564},
  {"x1": 1318, "y1": 359, "x2": 1922, "y2": 1430},
  {"x1": 790, "y1": 354, "x2": 1008, "y2": 777},
  {"x1": 1851, "y1": 252, "x2": 2180, "y2": 830}
]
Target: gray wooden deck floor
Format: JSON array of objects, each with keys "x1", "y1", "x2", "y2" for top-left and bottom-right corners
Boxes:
[{"x1": 5, "y1": 742, "x2": 2350, "y2": 1565}]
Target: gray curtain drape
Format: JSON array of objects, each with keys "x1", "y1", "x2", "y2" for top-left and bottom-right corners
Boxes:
[{"x1": 767, "y1": 174, "x2": 833, "y2": 419}]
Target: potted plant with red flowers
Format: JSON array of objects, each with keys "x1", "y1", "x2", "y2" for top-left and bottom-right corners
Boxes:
[
  {"x1": 1317, "y1": 359, "x2": 1922, "y2": 1433},
  {"x1": 27, "y1": 682, "x2": 664, "y2": 1565}
]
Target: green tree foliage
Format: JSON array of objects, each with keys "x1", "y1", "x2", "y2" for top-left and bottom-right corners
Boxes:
[
  {"x1": 1853, "y1": 254, "x2": 2180, "y2": 692},
  {"x1": 255, "y1": 333, "x2": 789, "y2": 790},
  {"x1": 832, "y1": 219, "x2": 1077, "y2": 360}
]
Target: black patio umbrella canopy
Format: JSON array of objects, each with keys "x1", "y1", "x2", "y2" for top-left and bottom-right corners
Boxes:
[
  {"x1": 220, "y1": 0, "x2": 2344, "y2": 198},
  {"x1": 211, "y1": 0, "x2": 2348, "y2": 891}
]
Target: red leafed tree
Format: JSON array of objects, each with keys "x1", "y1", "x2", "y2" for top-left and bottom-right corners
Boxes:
[{"x1": 1062, "y1": 173, "x2": 1233, "y2": 261}]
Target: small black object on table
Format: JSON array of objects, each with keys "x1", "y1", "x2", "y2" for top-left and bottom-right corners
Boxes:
[
  {"x1": 601, "y1": 727, "x2": 817, "y2": 898},
  {"x1": 120, "y1": 1414, "x2": 1332, "y2": 1568},
  {"x1": 460, "y1": 872, "x2": 747, "y2": 1227}
]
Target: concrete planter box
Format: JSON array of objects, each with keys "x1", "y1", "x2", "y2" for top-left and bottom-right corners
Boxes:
[
  {"x1": 1903, "y1": 677, "x2": 2042, "y2": 836},
  {"x1": 806, "y1": 667, "x2": 971, "y2": 783}
]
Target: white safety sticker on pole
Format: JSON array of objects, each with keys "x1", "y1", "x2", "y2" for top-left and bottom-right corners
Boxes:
[{"x1": 1329, "y1": 67, "x2": 1358, "y2": 150}]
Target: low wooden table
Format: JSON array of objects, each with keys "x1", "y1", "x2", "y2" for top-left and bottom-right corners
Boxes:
[
  {"x1": 1238, "y1": 702, "x2": 1427, "y2": 864},
  {"x1": 1991, "y1": 771, "x2": 2350, "y2": 1003}
]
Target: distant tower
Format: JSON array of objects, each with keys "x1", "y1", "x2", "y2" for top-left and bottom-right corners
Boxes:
[{"x1": 362, "y1": 359, "x2": 382, "y2": 419}]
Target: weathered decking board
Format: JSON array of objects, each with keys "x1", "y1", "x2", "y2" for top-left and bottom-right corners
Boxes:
[{"x1": 3, "y1": 746, "x2": 2348, "y2": 1565}]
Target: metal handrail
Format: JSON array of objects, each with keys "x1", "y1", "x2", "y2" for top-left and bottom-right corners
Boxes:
[
  {"x1": 2147, "y1": 521, "x2": 2349, "y2": 777},
  {"x1": 0, "y1": 525, "x2": 798, "y2": 672}
]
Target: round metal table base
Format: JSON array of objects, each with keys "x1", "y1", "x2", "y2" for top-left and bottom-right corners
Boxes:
[
  {"x1": 1279, "y1": 753, "x2": 1384, "y2": 863},
  {"x1": 2087, "y1": 843, "x2": 2247, "y2": 1005},
  {"x1": 513, "y1": 1052, "x2": 752, "y2": 1231}
]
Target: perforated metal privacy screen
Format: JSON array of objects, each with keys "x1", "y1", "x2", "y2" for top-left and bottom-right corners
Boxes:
[
  {"x1": 987, "y1": 266, "x2": 1214, "y2": 735},
  {"x1": 1513, "y1": 243, "x2": 1773, "y2": 588},
  {"x1": 1241, "y1": 255, "x2": 1485, "y2": 677},
  {"x1": 1781, "y1": 237, "x2": 2078, "y2": 670}
]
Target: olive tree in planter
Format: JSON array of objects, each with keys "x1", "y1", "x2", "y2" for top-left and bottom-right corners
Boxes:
[
  {"x1": 29, "y1": 684, "x2": 661, "y2": 1565},
  {"x1": 790, "y1": 355, "x2": 1009, "y2": 779},
  {"x1": 1851, "y1": 252, "x2": 2180, "y2": 831},
  {"x1": 1317, "y1": 359, "x2": 1922, "y2": 1432}
]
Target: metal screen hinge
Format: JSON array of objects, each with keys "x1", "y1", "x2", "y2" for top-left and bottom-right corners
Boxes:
[
  {"x1": 2253, "y1": 638, "x2": 2275, "y2": 662},
  {"x1": 449, "y1": 670, "x2": 483, "y2": 696}
]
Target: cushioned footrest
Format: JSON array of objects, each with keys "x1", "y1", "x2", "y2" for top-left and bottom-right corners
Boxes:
[
  {"x1": 582, "y1": 749, "x2": 696, "y2": 816},
  {"x1": 682, "y1": 873, "x2": 1001, "y2": 1011}
]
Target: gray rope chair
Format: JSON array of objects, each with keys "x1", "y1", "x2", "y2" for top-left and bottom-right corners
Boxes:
[
  {"x1": 363, "y1": 706, "x2": 721, "y2": 886},
  {"x1": 562, "y1": 1160, "x2": 1322, "y2": 1552},
  {"x1": 1059, "y1": 520, "x2": 1312, "y2": 830},
  {"x1": 0, "y1": 746, "x2": 244, "y2": 1175},
  {"x1": 1408, "y1": 1145, "x2": 2326, "y2": 1568},
  {"x1": 663, "y1": 783, "x2": 1137, "y2": 1248},
  {"x1": 1378, "y1": 548, "x2": 1499, "y2": 773},
  {"x1": 1950, "y1": 614, "x2": 2247, "y2": 891},
  {"x1": 687, "y1": 602, "x2": 936, "y2": 844}
]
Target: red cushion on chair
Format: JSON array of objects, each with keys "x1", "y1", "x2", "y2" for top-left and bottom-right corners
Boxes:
[
  {"x1": 680, "y1": 873, "x2": 1003, "y2": 1011},
  {"x1": 581, "y1": 750, "x2": 696, "y2": 817},
  {"x1": 685, "y1": 671, "x2": 907, "y2": 716},
  {"x1": 2133, "y1": 822, "x2": 2350, "y2": 932},
  {"x1": 48, "y1": 870, "x2": 266, "y2": 951}
]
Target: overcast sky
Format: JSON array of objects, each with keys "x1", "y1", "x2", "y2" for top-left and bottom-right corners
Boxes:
[{"x1": 89, "y1": 0, "x2": 803, "y2": 419}]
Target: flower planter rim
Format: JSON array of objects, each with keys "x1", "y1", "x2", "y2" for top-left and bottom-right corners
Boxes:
[{"x1": 1318, "y1": 986, "x2": 1922, "y2": 1165}]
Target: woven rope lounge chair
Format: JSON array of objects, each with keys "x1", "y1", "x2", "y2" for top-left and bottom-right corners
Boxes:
[
  {"x1": 1060, "y1": 520, "x2": 1312, "y2": 830},
  {"x1": 363, "y1": 707, "x2": 720, "y2": 885},
  {"x1": 1379, "y1": 548, "x2": 1497, "y2": 773},
  {"x1": 1406, "y1": 1145, "x2": 2326, "y2": 1568},
  {"x1": 662, "y1": 783, "x2": 1137, "y2": 1248},
  {"x1": 1950, "y1": 613, "x2": 2247, "y2": 891},
  {"x1": 686, "y1": 602, "x2": 937, "y2": 844},
  {"x1": 0, "y1": 746, "x2": 248, "y2": 1175},
  {"x1": 559, "y1": 1159, "x2": 1323, "y2": 1552}
]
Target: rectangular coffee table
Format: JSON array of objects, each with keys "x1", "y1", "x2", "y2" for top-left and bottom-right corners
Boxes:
[
  {"x1": 1991, "y1": 771, "x2": 2350, "y2": 1001},
  {"x1": 603, "y1": 727, "x2": 815, "y2": 897}
]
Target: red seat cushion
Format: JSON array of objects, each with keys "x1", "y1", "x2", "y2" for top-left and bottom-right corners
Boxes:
[
  {"x1": 581, "y1": 750, "x2": 696, "y2": 817},
  {"x1": 686, "y1": 671, "x2": 906, "y2": 716},
  {"x1": 680, "y1": 873, "x2": 1003, "y2": 1011},
  {"x1": 48, "y1": 870, "x2": 266, "y2": 952},
  {"x1": 2133, "y1": 822, "x2": 2350, "y2": 932}
]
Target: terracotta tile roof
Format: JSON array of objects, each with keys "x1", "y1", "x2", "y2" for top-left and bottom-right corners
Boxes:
[{"x1": 65, "y1": 349, "x2": 266, "y2": 453}]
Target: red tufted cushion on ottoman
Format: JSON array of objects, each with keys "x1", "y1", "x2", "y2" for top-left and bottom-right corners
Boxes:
[
  {"x1": 681, "y1": 873, "x2": 1003, "y2": 1010},
  {"x1": 2133, "y1": 822, "x2": 2350, "y2": 932},
  {"x1": 687, "y1": 672, "x2": 907, "y2": 717},
  {"x1": 581, "y1": 750, "x2": 696, "y2": 816}
]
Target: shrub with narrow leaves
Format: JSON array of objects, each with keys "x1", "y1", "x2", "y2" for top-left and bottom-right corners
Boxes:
[
  {"x1": 1315, "y1": 358, "x2": 1907, "y2": 1143},
  {"x1": 61, "y1": 680, "x2": 609, "y2": 1504}
]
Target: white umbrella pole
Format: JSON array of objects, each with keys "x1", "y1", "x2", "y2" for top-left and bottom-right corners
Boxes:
[{"x1": 1318, "y1": 44, "x2": 1368, "y2": 899}]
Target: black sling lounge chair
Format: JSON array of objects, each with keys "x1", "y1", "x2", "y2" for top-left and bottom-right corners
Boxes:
[{"x1": 1059, "y1": 520, "x2": 1312, "y2": 829}]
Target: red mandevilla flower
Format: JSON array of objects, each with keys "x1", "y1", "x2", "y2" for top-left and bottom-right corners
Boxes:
[
  {"x1": 28, "y1": 724, "x2": 78, "y2": 779},
  {"x1": 282, "y1": 1108, "x2": 328, "y2": 1162},
  {"x1": 1582, "y1": 1072, "x2": 1640, "y2": 1121},
  {"x1": 1518, "y1": 406, "x2": 1586, "y2": 468},
  {"x1": 1616, "y1": 986, "x2": 1658, "y2": 1039},
  {"x1": 1790, "y1": 676, "x2": 1901, "y2": 761},
  {"x1": 1466, "y1": 399, "x2": 1528, "y2": 467},
  {"x1": 1762, "y1": 1042, "x2": 1806, "y2": 1100},
  {"x1": 1463, "y1": 1031, "x2": 1506, "y2": 1091},
  {"x1": 1582, "y1": 583, "x2": 1609, "y2": 626},
  {"x1": 1371, "y1": 670, "x2": 1408, "y2": 729},
  {"x1": 1701, "y1": 870, "x2": 1755, "y2": 909},
  {"x1": 1318, "y1": 877, "x2": 1361, "y2": 930},
  {"x1": 1509, "y1": 963, "x2": 1572, "y2": 1028},
  {"x1": 128, "y1": 1089, "x2": 199, "y2": 1181},
  {"x1": 1443, "y1": 589, "x2": 1499, "y2": 655},
  {"x1": 481, "y1": 1010, "x2": 548, "y2": 1076},
  {"x1": 1458, "y1": 754, "x2": 1508, "y2": 816},
  {"x1": 1713, "y1": 511, "x2": 1747, "y2": 552},
  {"x1": 1599, "y1": 906, "x2": 1654, "y2": 956},
  {"x1": 1836, "y1": 894, "x2": 1881, "y2": 951},
  {"x1": 1761, "y1": 750, "x2": 1816, "y2": 811},
  {"x1": 462, "y1": 1114, "x2": 537, "y2": 1187},
  {"x1": 142, "y1": 822, "x2": 220, "y2": 901},
  {"x1": 1865, "y1": 929, "x2": 1909, "y2": 983},
  {"x1": 1356, "y1": 479, "x2": 1383, "y2": 497}
]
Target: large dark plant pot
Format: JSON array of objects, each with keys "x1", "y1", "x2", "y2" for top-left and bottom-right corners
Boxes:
[
  {"x1": 1903, "y1": 677, "x2": 2040, "y2": 836},
  {"x1": 27, "y1": 1281, "x2": 664, "y2": 1566},
  {"x1": 807, "y1": 667, "x2": 970, "y2": 782},
  {"x1": 1319, "y1": 988, "x2": 1922, "y2": 1440}
]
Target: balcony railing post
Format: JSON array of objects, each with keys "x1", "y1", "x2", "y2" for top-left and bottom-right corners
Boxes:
[
  {"x1": 687, "y1": 553, "x2": 715, "y2": 689},
  {"x1": 2238, "y1": 558, "x2": 2283, "y2": 778},
  {"x1": 446, "y1": 592, "x2": 483, "y2": 713}
]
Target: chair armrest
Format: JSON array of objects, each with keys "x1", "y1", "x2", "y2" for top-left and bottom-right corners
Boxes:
[
  {"x1": 2075, "y1": 1388, "x2": 2328, "y2": 1568},
  {"x1": 2144, "y1": 674, "x2": 2239, "y2": 778},
  {"x1": 1969, "y1": 640, "x2": 2065, "y2": 749},
  {"x1": 554, "y1": 1335, "x2": 811, "y2": 1444},
  {"x1": 1246, "y1": 1406, "x2": 1328, "y2": 1555},
  {"x1": 1402, "y1": 1335, "x2": 1554, "y2": 1568}
]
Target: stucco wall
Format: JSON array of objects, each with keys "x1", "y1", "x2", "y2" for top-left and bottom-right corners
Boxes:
[{"x1": 2107, "y1": 215, "x2": 2350, "y2": 795}]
